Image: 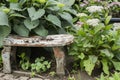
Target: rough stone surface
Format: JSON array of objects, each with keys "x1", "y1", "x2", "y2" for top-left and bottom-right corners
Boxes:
[
  {"x1": 19, "y1": 76, "x2": 29, "y2": 80},
  {"x1": 0, "y1": 73, "x2": 5, "y2": 77},
  {"x1": 0, "y1": 72, "x2": 45, "y2": 80},
  {"x1": 2, "y1": 74, "x2": 14, "y2": 80},
  {"x1": 0, "y1": 71, "x2": 95, "y2": 80},
  {"x1": 29, "y1": 78, "x2": 43, "y2": 80}
]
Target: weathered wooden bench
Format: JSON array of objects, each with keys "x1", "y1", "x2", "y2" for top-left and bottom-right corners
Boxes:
[{"x1": 1, "y1": 34, "x2": 74, "y2": 75}]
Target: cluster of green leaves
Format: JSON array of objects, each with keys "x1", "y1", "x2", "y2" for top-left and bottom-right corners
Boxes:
[
  {"x1": 18, "y1": 52, "x2": 51, "y2": 75},
  {"x1": 68, "y1": 0, "x2": 120, "y2": 76},
  {"x1": 0, "y1": 0, "x2": 76, "y2": 47},
  {"x1": 31, "y1": 57, "x2": 51, "y2": 73},
  {"x1": 96, "y1": 72, "x2": 120, "y2": 80},
  {"x1": 19, "y1": 52, "x2": 30, "y2": 70}
]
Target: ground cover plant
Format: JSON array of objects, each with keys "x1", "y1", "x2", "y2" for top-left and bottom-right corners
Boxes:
[
  {"x1": 96, "y1": 71, "x2": 120, "y2": 80},
  {"x1": 67, "y1": 0, "x2": 120, "y2": 76},
  {"x1": 18, "y1": 52, "x2": 51, "y2": 77}
]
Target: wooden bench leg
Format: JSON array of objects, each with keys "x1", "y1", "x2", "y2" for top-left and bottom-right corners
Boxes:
[
  {"x1": 1, "y1": 46, "x2": 11, "y2": 73},
  {"x1": 53, "y1": 47, "x2": 65, "y2": 75}
]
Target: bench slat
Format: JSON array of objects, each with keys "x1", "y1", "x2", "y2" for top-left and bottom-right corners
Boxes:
[{"x1": 3, "y1": 34, "x2": 74, "y2": 47}]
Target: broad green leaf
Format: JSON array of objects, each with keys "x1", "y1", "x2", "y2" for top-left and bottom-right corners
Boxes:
[
  {"x1": 100, "y1": 49, "x2": 114, "y2": 58},
  {"x1": 34, "y1": 26, "x2": 48, "y2": 36},
  {"x1": 58, "y1": 0, "x2": 75, "y2": 6},
  {"x1": 101, "y1": 59, "x2": 109, "y2": 75},
  {"x1": 0, "y1": 11, "x2": 9, "y2": 26},
  {"x1": 105, "y1": 16, "x2": 112, "y2": 25},
  {"x1": 112, "y1": 72, "x2": 120, "y2": 80},
  {"x1": 27, "y1": 7, "x2": 36, "y2": 20},
  {"x1": 94, "y1": 23, "x2": 104, "y2": 34},
  {"x1": 10, "y1": 3, "x2": 22, "y2": 11},
  {"x1": 63, "y1": 7, "x2": 77, "y2": 15},
  {"x1": 83, "y1": 55, "x2": 97, "y2": 75},
  {"x1": 24, "y1": 18, "x2": 39, "y2": 31},
  {"x1": 46, "y1": 14, "x2": 61, "y2": 28},
  {"x1": 0, "y1": 26, "x2": 11, "y2": 47},
  {"x1": 27, "y1": 7, "x2": 45, "y2": 21},
  {"x1": 89, "y1": 55, "x2": 98, "y2": 64},
  {"x1": 112, "y1": 61, "x2": 120, "y2": 71},
  {"x1": 59, "y1": 12, "x2": 73, "y2": 25},
  {"x1": 105, "y1": 24, "x2": 112, "y2": 30},
  {"x1": 14, "y1": 24, "x2": 29, "y2": 37},
  {"x1": 83, "y1": 59, "x2": 94, "y2": 75},
  {"x1": 32, "y1": 9, "x2": 45, "y2": 21},
  {"x1": 19, "y1": 0, "x2": 27, "y2": 6},
  {"x1": 9, "y1": 13, "x2": 26, "y2": 18},
  {"x1": 97, "y1": 73, "x2": 106, "y2": 80}
]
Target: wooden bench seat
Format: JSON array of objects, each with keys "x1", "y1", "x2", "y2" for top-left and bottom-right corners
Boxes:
[{"x1": 2, "y1": 34, "x2": 74, "y2": 75}]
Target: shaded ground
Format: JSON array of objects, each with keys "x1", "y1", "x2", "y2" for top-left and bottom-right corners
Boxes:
[{"x1": 0, "y1": 68, "x2": 95, "y2": 80}]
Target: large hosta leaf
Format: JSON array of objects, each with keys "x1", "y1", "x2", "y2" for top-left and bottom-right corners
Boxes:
[
  {"x1": 24, "y1": 18, "x2": 39, "y2": 31},
  {"x1": 0, "y1": 11, "x2": 9, "y2": 26},
  {"x1": 46, "y1": 14, "x2": 61, "y2": 28},
  {"x1": 10, "y1": 3, "x2": 22, "y2": 11},
  {"x1": 0, "y1": 26, "x2": 11, "y2": 47},
  {"x1": 14, "y1": 24, "x2": 29, "y2": 37},
  {"x1": 34, "y1": 26, "x2": 48, "y2": 37},
  {"x1": 27, "y1": 7, "x2": 45, "y2": 21},
  {"x1": 58, "y1": 12, "x2": 73, "y2": 25},
  {"x1": 27, "y1": 7, "x2": 36, "y2": 20}
]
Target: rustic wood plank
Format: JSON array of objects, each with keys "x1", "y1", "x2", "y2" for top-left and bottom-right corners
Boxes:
[
  {"x1": 1, "y1": 46, "x2": 11, "y2": 73},
  {"x1": 3, "y1": 34, "x2": 74, "y2": 47},
  {"x1": 53, "y1": 47, "x2": 65, "y2": 75}
]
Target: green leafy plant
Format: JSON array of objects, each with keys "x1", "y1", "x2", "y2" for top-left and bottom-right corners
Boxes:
[
  {"x1": 49, "y1": 71, "x2": 56, "y2": 77},
  {"x1": 67, "y1": 1, "x2": 120, "y2": 75},
  {"x1": 67, "y1": 75, "x2": 76, "y2": 80},
  {"x1": 96, "y1": 72, "x2": 120, "y2": 80},
  {"x1": 18, "y1": 52, "x2": 30, "y2": 70},
  {"x1": 0, "y1": 0, "x2": 76, "y2": 47},
  {"x1": 18, "y1": 52, "x2": 51, "y2": 75},
  {"x1": 31, "y1": 57, "x2": 51, "y2": 73}
]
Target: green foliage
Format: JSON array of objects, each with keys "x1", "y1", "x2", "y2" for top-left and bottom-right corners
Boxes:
[
  {"x1": 68, "y1": 18, "x2": 120, "y2": 75},
  {"x1": 96, "y1": 72, "x2": 120, "y2": 80},
  {"x1": 19, "y1": 53, "x2": 30, "y2": 70},
  {"x1": 49, "y1": 71, "x2": 56, "y2": 77},
  {"x1": 0, "y1": 0, "x2": 75, "y2": 47},
  {"x1": 31, "y1": 57, "x2": 51, "y2": 73},
  {"x1": 68, "y1": 0, "x2": 120, "y2": 75},
  {"x1": 18, "y1": 52, "x2": 51, "y2": 74},
  {"x1": 67, "y1": 75, "x2": 76, "y2": 80}
]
